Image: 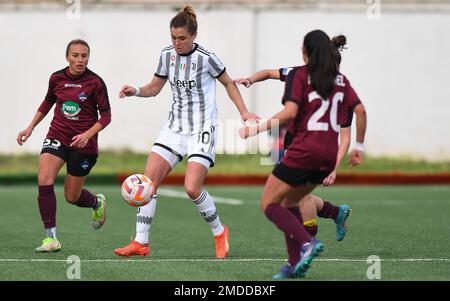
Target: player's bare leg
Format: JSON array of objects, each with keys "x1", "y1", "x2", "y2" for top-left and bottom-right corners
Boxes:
[
  {"x1": 298, "y1": 195, "x2": 319, "y2": 236},
  {"x1": 64, "y1": 174, "x2": 106, "y2": 229}
]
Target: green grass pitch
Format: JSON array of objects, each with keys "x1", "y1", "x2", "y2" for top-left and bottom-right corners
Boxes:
[{"x1": 1, "y1": 184, "x2": 449, "y2": 281}]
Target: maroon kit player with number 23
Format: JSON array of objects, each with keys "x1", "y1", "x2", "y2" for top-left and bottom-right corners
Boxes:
[{"x1": 17, "y1": 39, "x2": 111, "y2": 252}]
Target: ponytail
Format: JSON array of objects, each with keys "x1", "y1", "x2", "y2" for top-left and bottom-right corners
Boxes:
[
  {"x1": 331, "y1": 35, "x2": 347, "y2": 66},
  {"x1": 170, "y1": 5, "x2": 198, "y2": 35}
]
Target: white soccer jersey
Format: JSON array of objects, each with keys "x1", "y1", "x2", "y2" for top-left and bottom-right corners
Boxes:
[{"x1": 155, "y1": 43, "x2": 226, "y2": 134}]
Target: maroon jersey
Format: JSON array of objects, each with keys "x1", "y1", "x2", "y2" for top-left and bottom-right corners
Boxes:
[
  {"x1": 279, "y1": 67, "x2": 296, "y2": 82},
  {"x1": 281, "y1": 65, "x2": 360, "y2": 171},
  {"x1": 38, "y1": 67, "x2": 111, "y2": 154},
  {"x1": 279, "y1": 66, "x2": 359, "y2": 128}
]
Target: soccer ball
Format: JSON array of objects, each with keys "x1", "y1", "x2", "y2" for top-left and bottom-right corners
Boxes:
[{"x1": 121, "y1": 174, "x2": 154, "y2": 207}]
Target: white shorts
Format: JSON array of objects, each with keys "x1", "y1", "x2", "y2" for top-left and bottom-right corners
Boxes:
[{"x1": 151, "y1": 124, "x2": 217, "y2": 169}]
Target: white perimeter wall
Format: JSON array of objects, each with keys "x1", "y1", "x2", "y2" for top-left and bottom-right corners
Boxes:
[{"x1": 1, "y1": 8, "x2": 449, "y2": 160}]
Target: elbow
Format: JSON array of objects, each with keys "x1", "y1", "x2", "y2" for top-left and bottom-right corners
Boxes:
[
  {"x1": 99, "y1": 119, "x2": 111, "y2": 129},
  {"x1": 227, "y1": 81, "x2": 237, "y2": 90},
  {"x1": 98, "y1": 111, "x2": 112, "y2": 128},
  {"x1": 280, "y1": 102, "x2": 298, "y2": 124},
  {"x1": 355, "y1": 103, "x2": 367, "y2": 119},
  {"x1": 149, "y1": 87, "x2": 161, "y2": 97},
  {"x1": 287, "y1": 110, "x2": 297, "y2": 121},
  {"x1": 278, "y1": 112, "x2": 296, "y2": 126}
]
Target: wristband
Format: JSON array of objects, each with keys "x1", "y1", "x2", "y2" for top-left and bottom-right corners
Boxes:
[
  {"x1": 134, "y1": 86, "x2": 140, "y2": 96},
  {"x1": 354, "y1": 142, "x2": 364, "y2": 151}
]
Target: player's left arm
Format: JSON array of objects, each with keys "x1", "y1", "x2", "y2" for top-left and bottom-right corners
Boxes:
[
  {"x1": 234, "y1": 69, "x2": 280, "y2": 88},
  {"x1": 71, "y1": 80, "x2": 111, "y2": 149},
  {"x1": 70, "y1": 123, "x2": 104, "y2": 149},
  {"x1": 217, "y1": 71, "x2": 259, "y2": 122}
]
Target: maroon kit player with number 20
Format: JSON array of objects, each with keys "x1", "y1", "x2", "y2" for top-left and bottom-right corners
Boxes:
[
  {"x1": 240, "y1": 30, "x2": 365, "y2": 278},
  {"x1": 17, "y1": 39, "x2": 111, "y2": 252}
]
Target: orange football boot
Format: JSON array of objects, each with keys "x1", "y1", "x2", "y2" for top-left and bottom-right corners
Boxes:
[
  {"x1": 214, "y1": 224, "x2": 229, "y2": 259},
  {"x1": 114, "y1": 241, "x2": 150, "y2": 257}
]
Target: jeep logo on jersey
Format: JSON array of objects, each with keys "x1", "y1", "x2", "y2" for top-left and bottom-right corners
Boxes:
[
  {"x1": 171, "y1": 77, "x2": 197, "y2": 89},
  {"x1": 61, "y1": 101, "x2": 81, "y2": 117}
]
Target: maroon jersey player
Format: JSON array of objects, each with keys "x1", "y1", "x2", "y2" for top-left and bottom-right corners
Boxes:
[
  {"x1": 234, "y1": 36, "x2": 366, "y2": 257},
  {"x1": 239, "y1": 30, "x2": 367, "y2": 279},
  {"x1": 17, "y1": 39, "x2": 111, "y2": 252}
]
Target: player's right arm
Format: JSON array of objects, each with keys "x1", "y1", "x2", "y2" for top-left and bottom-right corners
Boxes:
[
  {"x1": 18, "y1": 75, "x2": 56, "y2": 145},
  {"x1": 119, "y1": 76, "x2": 167, "y2": 99},
  {"x1": 239, "y1": 101, "x2": 297, "y2": 139},
  {"x1": 322, "y1": 126, "x2": 351, "y2": 186},
  {"x1": 234, "y1": 69, "x2": 280, "y2": 88},
  {"x1": 17, "y1": 105, "x2": 50, "y2": 145}
]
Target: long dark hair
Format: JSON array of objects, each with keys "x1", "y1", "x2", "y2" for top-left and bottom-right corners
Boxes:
[{"x1": 304, "y1": 30, "x2": 346, "y2": 99}]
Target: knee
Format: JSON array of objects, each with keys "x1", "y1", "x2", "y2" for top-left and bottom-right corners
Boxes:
[
  {"x1": 185, "y1": 184, "x2": 201, "y2": 200},
  {"x1": 260, "y1": 201, "x2": 269, "y2": 213},
  {"x1": 38, "y1": 173, "x2": 55, "y2": 186},
  {"x1": 64, "y1": 190, "x2": 79, "y2": 204},
  {"x1": 302, "y1": 194, "x2": 313, "y2": 203}
]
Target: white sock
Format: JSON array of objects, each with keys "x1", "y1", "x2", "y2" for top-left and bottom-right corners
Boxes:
[
  {"x1": 135, "y1": 195, "x2": 157, "y2": 245},
  {"x1": 45, "y1": 227, "x2": 57, "y2": 239},
  {"x1": 192, "y1": 190, "x2": 224, "y2": 236}
]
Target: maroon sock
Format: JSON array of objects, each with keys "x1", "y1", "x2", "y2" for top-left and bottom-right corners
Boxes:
[
  {"x1": 75, "y1": 189, "x2": 98, "y2": 208},
  {"x1": 38, "y1": 185, "x2": 57, "y2": 229},
  {"x1": 264, "y1": 204, "x2": 311, "y2": 248},
  {"x1": 285, "y1": 207, "x2": 303, "y2": 265},
  {"x1": 305, "y1": 224, "x2": 318, "y2": 236},
  {"x1": 317, "y1": 200, "x2": 339, "y2": 220}
]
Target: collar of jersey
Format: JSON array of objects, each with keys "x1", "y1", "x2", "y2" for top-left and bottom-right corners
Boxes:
[
  {"x1": 178, "y1": 43, "x2": 198, "y2": 57},
  {"x1": 64, "y1": 66, "x2": 89, "y2": 80}
]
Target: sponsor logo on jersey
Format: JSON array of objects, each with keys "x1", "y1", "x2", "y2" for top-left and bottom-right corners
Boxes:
[
  {"x1": 171, "y1": 77, "x2": 197, "y2": 89},
  {"x1": 78, "y1": 92, "x2": 88, "y2": 102},
  {"x1": 64, "y1": 83, "x2": 82, "y2": 88},
  {"x1": 61, "y1": 101, "x2": 81, "y2": 120}
]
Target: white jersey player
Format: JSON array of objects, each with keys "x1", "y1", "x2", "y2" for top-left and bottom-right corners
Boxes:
[
  {"x1": 155, "y1": 43, "x2": 223, "y2": 135},
  {"x1": 115, "y1": 5, "x2": 259, "y2": 259}
]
